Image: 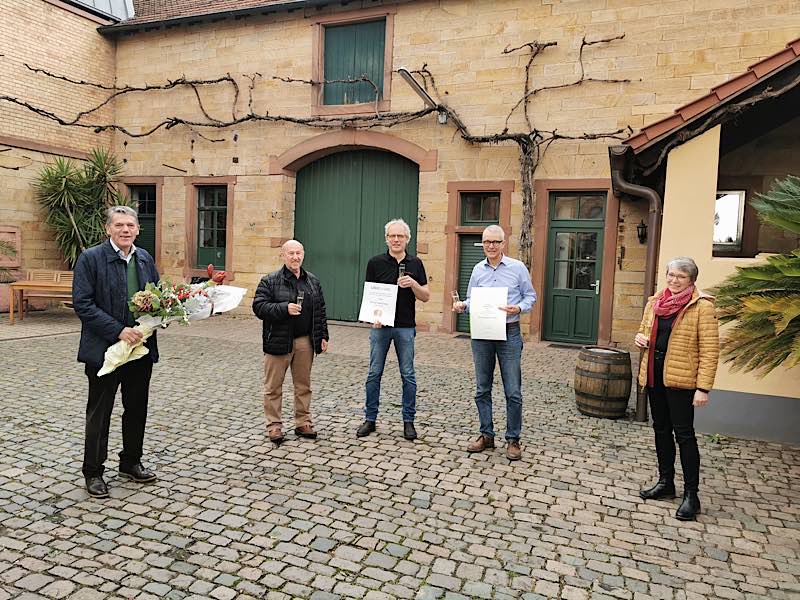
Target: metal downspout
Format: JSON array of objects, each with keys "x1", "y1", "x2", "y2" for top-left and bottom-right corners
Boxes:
[{"x1": 609, "y1": 145, "x2": 663, "y2": 422}]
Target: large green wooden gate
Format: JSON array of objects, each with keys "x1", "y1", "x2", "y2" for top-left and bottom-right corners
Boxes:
[{"x1": 295, "y1": 150, "x2": 419, "y2": 321}]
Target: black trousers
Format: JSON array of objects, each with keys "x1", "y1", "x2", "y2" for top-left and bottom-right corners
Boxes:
[
  {"x1": 82, "y1": 357, "x2": 153, "y2": 478},
  {"x1": 648, "y1": 356, "x2": 700, "y2": 492}
]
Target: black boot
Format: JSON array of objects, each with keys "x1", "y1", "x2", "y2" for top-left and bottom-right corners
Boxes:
[
  {"x1": 675, "y1": 490, "x2": 700, "y2": 521},
  {"x1": 639, "y1": 478, "x2": 676, "y2": 500}
]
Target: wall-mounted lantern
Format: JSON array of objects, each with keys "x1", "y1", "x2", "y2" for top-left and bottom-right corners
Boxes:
[{"x1": 636, "y1": 219, "x2": 648, "y2": 244}]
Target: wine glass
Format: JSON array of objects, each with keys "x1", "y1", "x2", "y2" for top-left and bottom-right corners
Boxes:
[
  {"x1": 452, "y1": 290, "x2": 460, "y2": 310},
  {"x1": 398, "y1": 264, "x2": 406, "y2": 279},
  {"x1": 296, "y1": 291, "x2": 305, "y2": 306}
]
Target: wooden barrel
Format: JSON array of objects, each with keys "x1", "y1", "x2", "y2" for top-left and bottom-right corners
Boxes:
[{"x1": 574, "y1": 346, "x2": 632, "y2": 418}]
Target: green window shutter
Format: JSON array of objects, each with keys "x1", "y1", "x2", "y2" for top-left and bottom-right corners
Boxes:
[
  {"x1": 324, "y1": 19, "x2": 385, "y2": 105},
  {"x1": 130, "y1": 185, "x2": 156, "y2": 258}
]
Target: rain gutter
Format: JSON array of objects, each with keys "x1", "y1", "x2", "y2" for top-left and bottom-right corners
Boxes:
[{"x1": 609, "y1": 144, "x2": 662, "y2": 422}]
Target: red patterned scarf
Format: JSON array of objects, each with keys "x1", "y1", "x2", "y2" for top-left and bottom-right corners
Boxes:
[
  {"x1": 653, "y1": 285, "x2": 695, "y2": 318},
  {"x1": 647, "y1": 286, "x2": 695, "y2": 386}
]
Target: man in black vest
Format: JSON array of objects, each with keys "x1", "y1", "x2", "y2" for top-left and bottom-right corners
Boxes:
[
  {"x1": 357, "y1": 219, "x2": 429, "y2": 440},
  {"x1": 73, "y1": 206, "x2": 160, "y2": 498}
]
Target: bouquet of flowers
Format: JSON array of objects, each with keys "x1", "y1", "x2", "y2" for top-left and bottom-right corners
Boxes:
[{"x1": 97, "y1": 265, "x2": 247, "y2": 376}]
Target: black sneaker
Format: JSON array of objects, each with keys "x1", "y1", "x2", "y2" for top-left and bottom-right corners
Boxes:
[{"x1": 119, "y1": 464, "x2": 157, "y2": 483}]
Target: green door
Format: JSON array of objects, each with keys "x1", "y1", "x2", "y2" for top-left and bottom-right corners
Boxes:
[
  {"x1": 456, "y1": 235, "x2": 484, "y2": 333},
  {"x1": 295, "y1": 150, "x2": 419, "y2": 321},
  {"x1": 543, "y1": 192, "x2": 606, "y2": 344}
]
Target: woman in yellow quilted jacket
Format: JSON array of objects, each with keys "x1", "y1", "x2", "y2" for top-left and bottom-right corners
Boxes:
[{"x1": 634, "y1": 257, "x2": 719, "y2": 521}]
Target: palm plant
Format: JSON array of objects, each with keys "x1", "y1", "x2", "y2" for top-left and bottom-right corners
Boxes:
[
  {"x1": 34, "y1": 148, "x2": 133, "y2": 267},
  {"x1": 712, "y1": 175, "x2": 800, "y2": 376}
]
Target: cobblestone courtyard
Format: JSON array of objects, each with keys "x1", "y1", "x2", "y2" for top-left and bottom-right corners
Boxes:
[{"x1": 1, "y1": 311, "x2": 798, "y2": 599}]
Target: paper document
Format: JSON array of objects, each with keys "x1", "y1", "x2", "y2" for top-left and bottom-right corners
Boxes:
[
  {"x1": 469, "y1": 286, "x2": 508, "y2": 340},
  {"x1": 359, "y1": 282, "x2": 398, "y2": 327}
]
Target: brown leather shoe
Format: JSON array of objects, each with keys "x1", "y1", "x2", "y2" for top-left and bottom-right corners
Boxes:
[
  {"x1": 506, "y1": 441, "x2": 522, "y2": 461},
  {"x1": 268, "y1": 426, "x2": 284, "y2": 444},
  {"x1": 467, "y1": 435, "x2": 495, "y2": 453},
  {"x1": 295, "y1": 423, "x2": 317, "y2": 439}
]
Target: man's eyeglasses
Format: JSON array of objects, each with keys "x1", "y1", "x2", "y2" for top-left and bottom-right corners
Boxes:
[{"x1": 482, "y1": 240, "x2": 503, "y2": 246}]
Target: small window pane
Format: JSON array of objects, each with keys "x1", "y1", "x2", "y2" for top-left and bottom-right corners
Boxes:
[
  {"x1": 574, "y1": 262, "x2": 596, "y2": 290},
  {"x1": 554, "y1": 196, "x2": 578, "y2": 219},
  {"x1": 464, "y1": 197, "x2": 482, "y2": 221},
  {"x1": 202, "y1": 230, "x2": 214, "y2": 246},
  {"x1": 576, "y1": 232, "x2": 598, "y2": 261},
  {"x1": 481, "y1": 196, "x2": 500, "y2": 221},
  {"x1": 714, "y1": 191, "x2": 745, "y2": 250},
  {"x1": 554, "y1": 261, "x2": 573, "y2": 289},
  {"x1": 579, "y1": 195, "x2": 605, "y2": 219},
  {"x1": 554, "y1": 232, "x2": 575, "y2": 260},
  {"x1": 460, "y1": 192, "x2": 501, "y2": 225}
]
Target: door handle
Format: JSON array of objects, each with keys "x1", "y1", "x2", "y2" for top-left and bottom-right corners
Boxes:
[{"x1": 590, "y1": 279, "x2": 600, "y2": 295}]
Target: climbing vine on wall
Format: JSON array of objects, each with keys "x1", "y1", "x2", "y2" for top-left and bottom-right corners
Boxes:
[{"x1": 2, "y1": 34, "x2": 634, "y2": 268}]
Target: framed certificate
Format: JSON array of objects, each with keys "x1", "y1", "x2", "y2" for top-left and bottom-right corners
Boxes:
[
  {"x1": 469, "y1": 286, "x2": 508, "y2": 340},
  {"x1": 359, "y1": 282, "x2": 398, "y2": 326}
]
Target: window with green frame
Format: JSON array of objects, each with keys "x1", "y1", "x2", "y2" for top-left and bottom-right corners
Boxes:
[
  {"x1": 129, "y1": 184, "x2": 156, "y2": 258},
  {"x1": 323, "y1": 19, "x2": 386, "y2": 105},
  {"x1": 196, "y1": 186, "x2": 227, "y2": 269},
  {"x1": 551, "y1": 193, "x2": 606, "y2": 220},
  {"x1": 460, "y1": 192, "x2": 500, "y2": 226}
]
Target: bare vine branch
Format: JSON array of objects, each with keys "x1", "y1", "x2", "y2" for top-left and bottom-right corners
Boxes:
[{"x1": 5, "y1": 34, "x2": 635, "y2": 268}]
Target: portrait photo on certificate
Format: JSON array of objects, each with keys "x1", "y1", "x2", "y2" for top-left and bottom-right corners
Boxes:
[
  {"x1": 359, "y1": 282, "x2": 398, "y2": 326},
  {"x1": 469, "y1": 286, "x2": 508, "y2": 340}
]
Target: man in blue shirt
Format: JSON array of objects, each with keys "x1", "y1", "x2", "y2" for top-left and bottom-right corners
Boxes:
[{"x1": 454, "y1": 225, "x2": 537, "y2": 460}]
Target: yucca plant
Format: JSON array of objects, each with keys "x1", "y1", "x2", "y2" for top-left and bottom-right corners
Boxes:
[
  {"x1": 34, "y1": 148, "x2": 133, "y2": 268},
  {"x1": 712, "y1": 175, "x2": 800, "y2": 376}
]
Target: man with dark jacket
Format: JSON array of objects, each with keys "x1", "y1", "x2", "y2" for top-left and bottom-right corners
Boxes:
[
  {"x1": 252, "y1": 240, "x2": 329, "y2": 444},
  {"x1": 72, "y1": 206, "x2": 160, "y2": 498}
]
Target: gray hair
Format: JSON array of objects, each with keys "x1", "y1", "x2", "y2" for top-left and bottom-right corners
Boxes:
[
  {"x1": 106, "y1": 206, "x2": 139, "y2": 226},
  {"x1": 666, "y1": 256, "x2": 699, "y2": 282},
  {"x1": 384, "y1": 218, "x2": 411, "y2": 240},
  {"x1": 482, "y1": 224, "x2": 505, "y2": 241}
]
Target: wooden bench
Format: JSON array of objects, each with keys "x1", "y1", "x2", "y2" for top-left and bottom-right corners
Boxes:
[{"x1": 8, "y1": 270, "x2": 73, "y2": 325}]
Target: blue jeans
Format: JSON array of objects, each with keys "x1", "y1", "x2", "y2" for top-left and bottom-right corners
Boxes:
[
  {"x1": 365, "y1": 327, "x2": 417, "y2": 422},
  {"x1": 471, "y1": 327, "x2": 523, "y2": 441}
]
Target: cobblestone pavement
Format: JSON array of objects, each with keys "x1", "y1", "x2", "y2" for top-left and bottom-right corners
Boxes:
[{"x1": 1, "y1": 311, "x2": 798, "y2": 599}]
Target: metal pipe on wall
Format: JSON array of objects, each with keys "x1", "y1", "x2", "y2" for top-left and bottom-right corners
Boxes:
[{"x1": 609, "y1": 145, "x2": 663, "y2": 422}]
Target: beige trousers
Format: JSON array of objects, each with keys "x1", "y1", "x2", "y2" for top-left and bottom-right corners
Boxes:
[{"x1": 264, "y1": 335, "x2": 314, "y2": 429}]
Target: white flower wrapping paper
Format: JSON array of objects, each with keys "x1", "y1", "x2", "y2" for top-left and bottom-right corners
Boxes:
[{"x1": 96, "y1": 284, "x2": 247, "y2": 376}]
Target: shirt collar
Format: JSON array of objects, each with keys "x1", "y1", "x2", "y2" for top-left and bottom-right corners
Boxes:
[
  {"x1": 483, "y1": 254, "x2": 508, "y2": 268},
  {"x1": 109, "y1": 239, "x2": 136, "y2": 259}
]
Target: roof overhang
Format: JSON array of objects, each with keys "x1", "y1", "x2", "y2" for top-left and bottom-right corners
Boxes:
[
  {"x1": 100, "y1": 0, "x2": 351, "y2": 35},
  {"x1": 614, "y1": 38, "x2": 800, "y2": 186}
]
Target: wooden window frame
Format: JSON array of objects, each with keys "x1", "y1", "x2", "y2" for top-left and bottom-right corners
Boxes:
[
  {"x1": 120, "y1": 177, "x2": 163, "y2": 272},
  {"x1": 714, "y1": 176, "x2": 762, "y2": 258},
  {"x1": 532, "y1": 179, "x2": 618, "y2": 344},
  {"x1": 441, "y1": 181, "x2": 514, "y2": 333},
  {"x1": 184, "y1": 176, "x2": 236, "y2": 280},
  {"x1": 311, "y1": 6, "x2": 396, "y2": 116}
]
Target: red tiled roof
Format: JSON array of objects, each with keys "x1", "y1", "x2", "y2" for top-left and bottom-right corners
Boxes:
[
  {"x1": 116, "y1": 0, "x2": 302, "y2": 28},
  {"x1": 625, "y1": 37, "x2": 800, "y2": 152}
]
